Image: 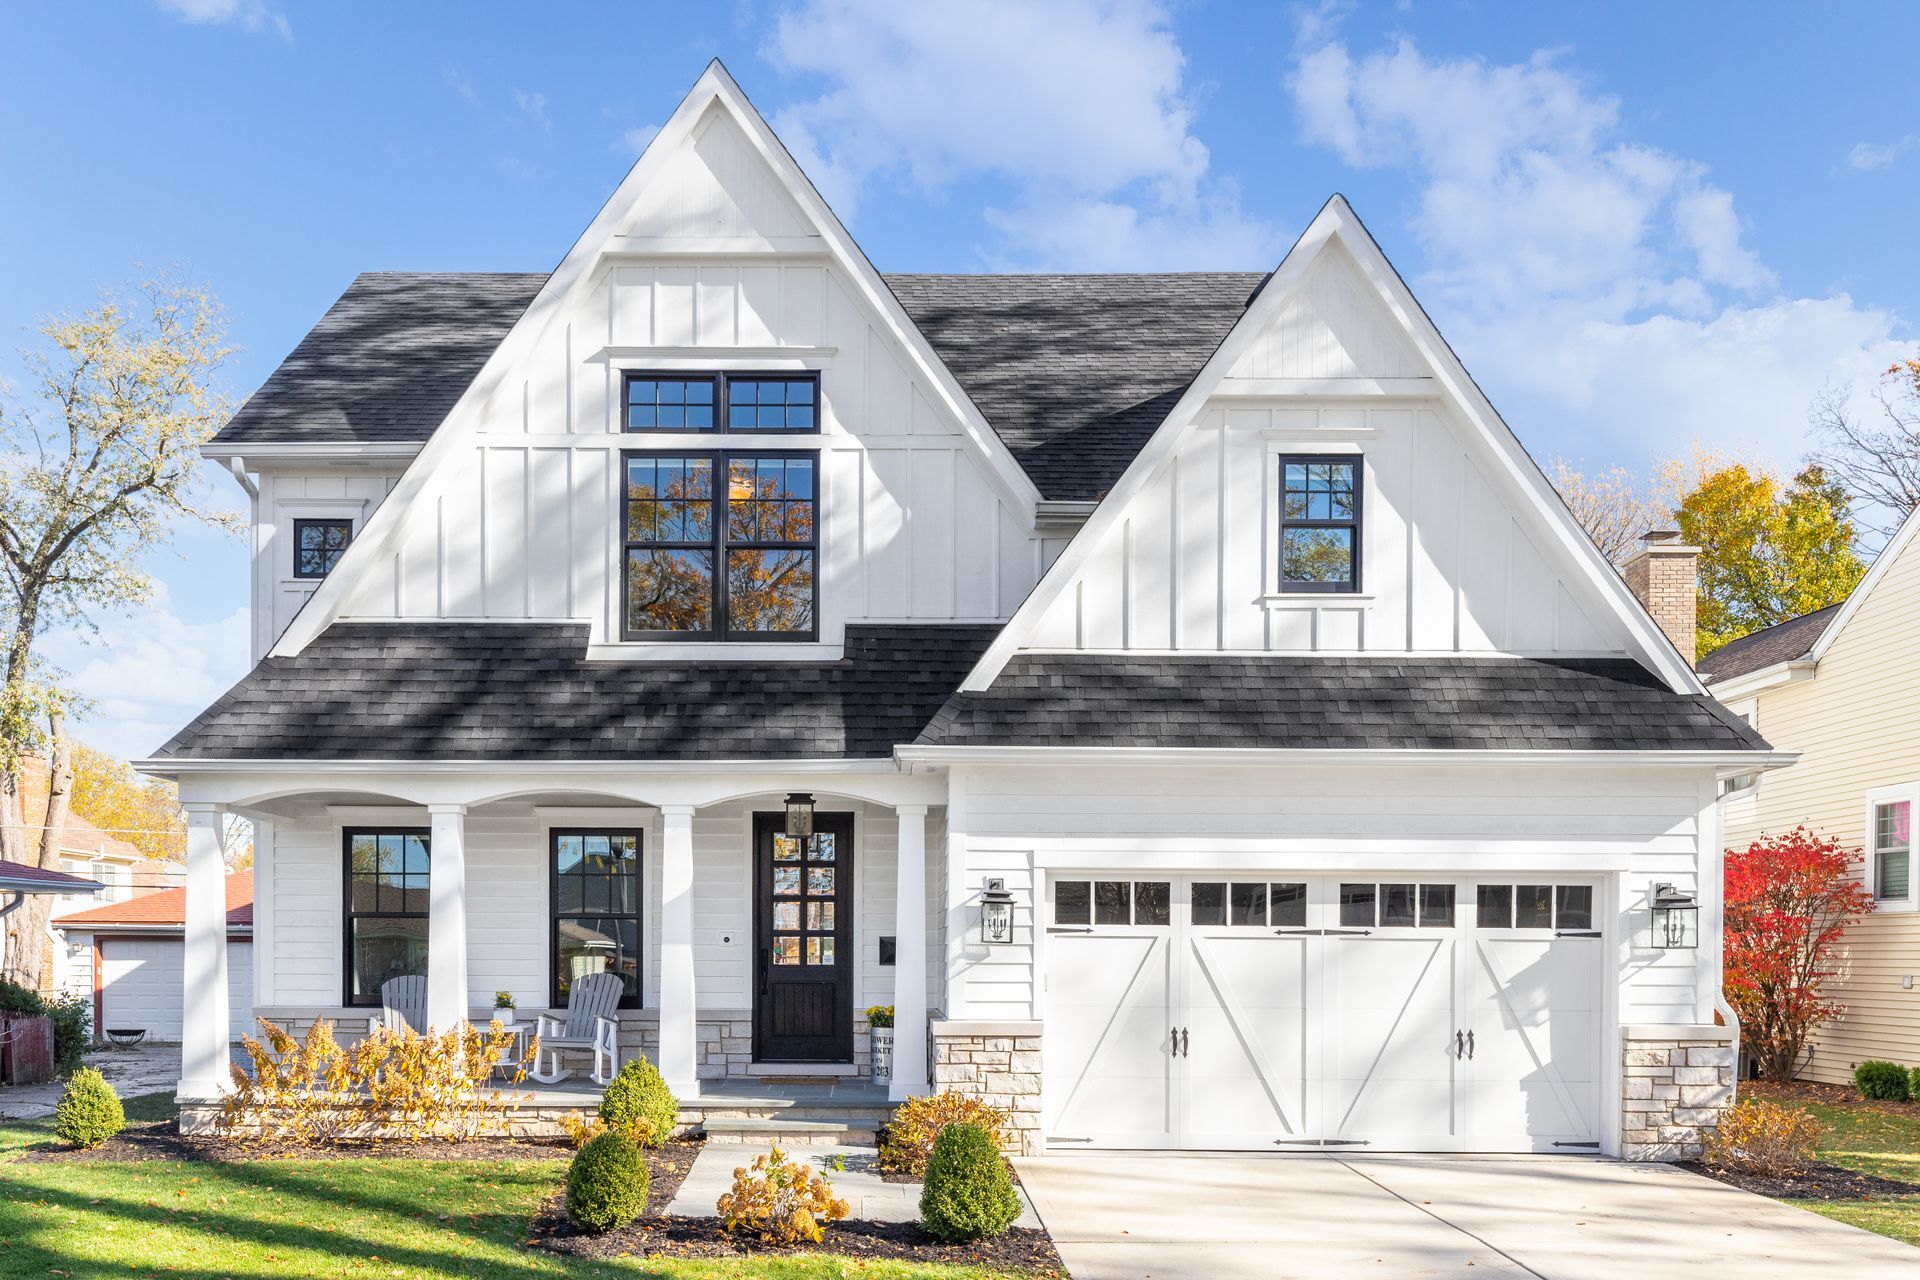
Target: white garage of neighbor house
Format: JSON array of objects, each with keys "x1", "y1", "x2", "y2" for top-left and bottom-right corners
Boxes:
[
  {"x1": 139, "y1": 63, "x2": 1780, "y2": 1161},
  {"x1": 56, "y1": 872, "x2": 253, "y2": 1044}
]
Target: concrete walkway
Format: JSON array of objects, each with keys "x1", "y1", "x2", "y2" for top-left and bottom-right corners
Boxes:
[
  {"x1": 1015, "y1": 1153, "x2": 1919, "y2": 1279},
  {"x1": 0, "y1": 1044, "x2": 181, "y2": 1120},
  {"x1": 669, "y1": 1142, "x2": 1041, "y2": 1228}
]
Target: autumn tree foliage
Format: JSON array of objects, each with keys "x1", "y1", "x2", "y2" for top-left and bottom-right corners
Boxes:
[{"x1": 1723, "y1": 828, "x2": 1875, "y2": 1082}]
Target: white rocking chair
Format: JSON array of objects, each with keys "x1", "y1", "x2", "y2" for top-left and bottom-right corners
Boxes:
[
  {"x1": 368, "y1": 974, "x2": 427, "y2": 1035},
  {"x1": 529, "y1": 971, "x2": 623, "y2": 1085}
]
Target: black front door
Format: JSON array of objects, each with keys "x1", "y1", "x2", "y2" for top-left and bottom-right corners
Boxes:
[{"x1": 753, "y1": 811, "x2": 854, "y2": 1062}]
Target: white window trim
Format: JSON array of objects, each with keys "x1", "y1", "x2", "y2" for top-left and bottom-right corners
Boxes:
[
  {"x1": 274, "y1": 499, "x2": 368, "y2": 587},
  {"x1": 1260, "y1": 439, "x2": 1370, "y2": 601},
  {"x1": 1864, "y1": 782, "x2": 1920, "y2": 912}
]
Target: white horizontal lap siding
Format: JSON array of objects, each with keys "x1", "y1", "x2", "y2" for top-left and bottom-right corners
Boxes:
[
  {"x1": 270, "y1": 809, "x2": 344, "y2": 1006},
  {"x1": 861, "y1": 804, "x2": 897, "y2": 1011},
  {"x1": 948, "y1": 763, "x2": 1716, "y2": 1026},
  {"x1": 1721, "y1": 529, "x2": 1920, "y2": 1081},
  {"x1": 463, "y1": 804, "x2": 547, "y2": 1009}
]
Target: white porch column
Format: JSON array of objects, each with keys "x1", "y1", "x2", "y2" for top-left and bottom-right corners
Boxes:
[
  {"x1": 426, "y1": 804, "x2": 469, "y2": 1033},
  {"x1": 658, "y1": 804, "x2": 698, "y2": 1095},
  {"x1": 891, "y1": 804, "x2": 930, "y2": 1100},
  {"x1": 178, "y1": 802, "x2": 230, "y2": 1100}
]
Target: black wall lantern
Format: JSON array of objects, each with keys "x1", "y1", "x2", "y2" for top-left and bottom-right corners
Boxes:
[
  {"x1": 980, "y1": 878, "x2": 1015, "y2": 945},
  {"x1": 784, "y1": 792, "x2": 815, "y2": 841},
  {"x1": 1650, "y1": 882, "x2": 1700, "y2": 949}
]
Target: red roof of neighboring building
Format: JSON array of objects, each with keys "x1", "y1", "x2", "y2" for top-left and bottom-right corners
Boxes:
[
  {"x1": 0, "y1": 859, "x2": 105, "y2": 893},
  {"x1": 56, "y1": 871, "x2": 252, "y2": 930}
]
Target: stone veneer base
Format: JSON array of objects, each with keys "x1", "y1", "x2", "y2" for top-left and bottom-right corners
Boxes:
[
  {"x1": 1621, "y1": 1025, "x2": 1736, "y2": 1161},
  {"x1": 929, "y1": 1019, "x2": 1044, "y2": 1154}
]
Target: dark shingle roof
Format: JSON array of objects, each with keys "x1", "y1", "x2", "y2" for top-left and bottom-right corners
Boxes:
[
  {"x1": 212, "y1": 273, "x2": 546, "y2": 446},
  {"x1": 154, "y1": 622, "x2": 1000, "y2": 761},
  {"x1": 212, "y1": 271, "x2": 1266, "y2": 499},
  {"x1": 917, "y1": 654, "x2": 1769, "y2": 752},
  {"x1": 1696, "y1": 604, "x2": 1842, "y2": 684},
  {"x1": 884, "y1": 273, "x2": 1266, "y2": 499}
]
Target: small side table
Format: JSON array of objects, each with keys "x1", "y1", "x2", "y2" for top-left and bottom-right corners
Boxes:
[{"x1": 488, "y1": 1022, "x2": 528, "y2": 1078}]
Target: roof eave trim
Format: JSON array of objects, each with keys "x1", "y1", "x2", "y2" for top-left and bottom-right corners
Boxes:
[
  {"x1": 0, "y1": 876, "x2": 102, "y2": 894},
  {"x1": 203, "y1": 441, "x2": 424, "y2": 463},
  {"x1": 1702, "y1": 659, "x2": 1818, "y2": 700},
  {"x1": 897, "y1": 745, "x2": 1796, "y2": 773},
  {"x1": 134, "y1": 755, "x2": 909, "y2": 777}
]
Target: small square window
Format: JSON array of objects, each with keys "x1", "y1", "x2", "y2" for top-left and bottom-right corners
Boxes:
[{"x1": 293, "y1": 518, "x2": 353, "y2": 579}]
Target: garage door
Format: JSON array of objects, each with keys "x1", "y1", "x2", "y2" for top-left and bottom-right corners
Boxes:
[
  {"x1": 100, "y1": 939, "x2": 254, "y2": 1044},
  {"x1": 1042, "y1": 877, "x2": 1602, "y2": 1152}
]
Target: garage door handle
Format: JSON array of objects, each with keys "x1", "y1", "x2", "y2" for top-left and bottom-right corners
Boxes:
[
  {"x1": 1170, "y1": 1027, "x2": 1179, "y2": 1057},
  {"x1": 1455, "y1": 1030, "x2": 1464, "y2": 1059},
  {"x1": 1180, "y1": 1028, "x2": 1189, "y2": 1058},
  {"x1": 1467, "y1": 1030, "x2": 1474, "y2": 1060}
]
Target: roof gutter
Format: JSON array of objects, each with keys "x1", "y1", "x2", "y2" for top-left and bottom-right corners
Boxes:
[
  {"x1": 200, "y1": 441, "x2": 424, "y2": 465},
  {"x1": 133, "y1": 755, "x2": 907, "y2": 778},
  {"x1": 1701, "y1": 659, "x2": 1817, "y2": 701},
  {"x1": 896, "y1": 744, "x2": 1799, "y2": 777}
]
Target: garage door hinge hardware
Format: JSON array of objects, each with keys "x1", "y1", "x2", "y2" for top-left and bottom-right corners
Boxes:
[
  {"x1": 1274, "y1": 1138, "x2": 1371, "y2": 1146},
  {"x1": 1554, "y1": 930, "x2": 1603, "y2": 938},
  {"x1": 1273, "y1": 928, "x2": 1373, "y2": 937},
  {"x1": 1553, "y1": 1141, "x2": 1601, "y2": 1149},
  {"x1": 1047, "y1": 926, "x2": 1095, "y2": 935}
]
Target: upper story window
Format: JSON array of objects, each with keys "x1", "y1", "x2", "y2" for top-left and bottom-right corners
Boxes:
[
  {"x1": 1869, "y1": 789, "x2": 1913, "y2": 907},
  {"x1": 294, "y1": 518, "x2": 353, "y2": 579},
  {"x1": 1278, "y1": 455, "x2": 1361, "y2": 593},
  {"x1": 623, "y1": 372, "x2": 819, "y2": 433},
  {"x1": 622, "y1": 451, "x2": 817, "y2": 640}
]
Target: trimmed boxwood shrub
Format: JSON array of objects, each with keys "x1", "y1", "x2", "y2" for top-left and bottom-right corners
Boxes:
[
  {"x1": 1911, "y1": 1066, "x2": 1920, "y2": 1103},
  {"x1": 566, "y1": 1130, "x2": 650, "y2": 1232},
  {"x1": 54, "y1": 1067, "x2": 124, "y2": 1149},
  {"x1": 1855, "y1": 1060, "x2": 1911, "y2": 1101},
  {"x1": 598, "y1": 1058, "x2": 678, "y2": 1148},
  {"x1": 920, "y1": 1120, "x2": 1021, "y2": 1242}
]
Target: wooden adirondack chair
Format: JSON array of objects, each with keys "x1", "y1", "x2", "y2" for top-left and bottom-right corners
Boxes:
[
  {"x1": 368, "y1": 974, "x2": 428, "y2": 1035},
  {"x1": 529, "y1": 971, "x2": 622, "y2": 1085}
]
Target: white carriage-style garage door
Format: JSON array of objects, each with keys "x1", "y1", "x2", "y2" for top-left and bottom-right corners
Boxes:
[
  {"x1": 100, "y1": 938, "x2": 254, "y2": 1044},
  {"x1": 1042, "y1": 877, "x2": 1603, "y2": 1152}
]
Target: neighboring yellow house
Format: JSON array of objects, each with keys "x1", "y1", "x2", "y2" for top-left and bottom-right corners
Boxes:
[{"x1": 1704, "y1": 507, "x2": 1920, "y2": 1085}]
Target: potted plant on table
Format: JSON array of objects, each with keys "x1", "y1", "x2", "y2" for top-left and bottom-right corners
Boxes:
[
  {"x1": 493, "y1": 991, "x2": 517, "y2": 1025},
  {"x1": 866, "y1": 1005, "x2": 895, "y2": 1084}
]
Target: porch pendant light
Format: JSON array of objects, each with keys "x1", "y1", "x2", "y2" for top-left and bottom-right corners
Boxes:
[
  {"x1": 1650, "y1": 882, "x2": 1700, "y2": 949},
  {"x1": 980, "y1": 878, "x2": 1015, "y2": 945},
  {"x1": 784, "y1": 792, "x2": 816, "y2": 841}
]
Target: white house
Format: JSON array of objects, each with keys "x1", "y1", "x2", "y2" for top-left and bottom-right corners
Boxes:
[{"x1": 141, "y1": 62, "x2": 1779, "y2": 1159}]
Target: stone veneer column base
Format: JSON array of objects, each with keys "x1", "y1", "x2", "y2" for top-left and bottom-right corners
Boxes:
[
  {"x1": 1622, "y1": 1024, "x2": 1736, "y2": 1160},
  {"x1": 930, "y1": 1018, "x2": 1044, "y2": 1153}
]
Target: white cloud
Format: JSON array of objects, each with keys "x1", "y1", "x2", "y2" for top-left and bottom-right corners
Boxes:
[
  {"x1": 1848, "y1": 136, "x2": 1913, "y2": 172},
  {"x1": 619, "y1": 123, "x2": 661, "y2": 156},
  {"x1": 38, "y1": 587, "x2": 250, "y2": 762},
  {"x1": 513, "y1": 89, "x2": 551, "y2": 130},
  {"x1": 154, "y1": 0, "x2": 290, "y2": 41},
  {"x1": 765, "y1": 0, "x2": 1277, "y2": 269},
  {"x1": 1287, "y1": 37, "x2": 1909, "y2": 467}
]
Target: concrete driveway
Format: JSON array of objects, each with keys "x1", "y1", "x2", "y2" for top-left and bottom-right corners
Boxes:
[{"x1": 1015, "y1": 1153, "x2": 1918, "y2": 1279}]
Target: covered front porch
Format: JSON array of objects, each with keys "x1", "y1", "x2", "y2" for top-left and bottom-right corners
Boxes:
[{"x1": 165, "y1": 765, "x2": 947, "y2": 1110}]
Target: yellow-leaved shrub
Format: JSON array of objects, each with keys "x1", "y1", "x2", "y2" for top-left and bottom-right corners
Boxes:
[
  {"x1": 558, "y1": 1109, "x2": 658, "y2": 1150},
  {"x1": 217, "y1": 1017, "x2": 537, "y2": 1144},
  {"x1": 877, "y1": 1092, "x2": 1011, "y2": 1176},
  {"x1": 715, "y1": 1146, "x2": 850, "y2": 1244},
  {"x1": 1701, "y1": 1099, "x2": 1825, "y2": 1176}
]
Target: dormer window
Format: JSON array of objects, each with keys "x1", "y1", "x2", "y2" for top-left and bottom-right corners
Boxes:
[
  {"x1": 1278, "y1": 455, "x2": 1362, "y2": 593},
  {"x1": 622, "y1": 451, "x2": 817, "y2": 640},
  {"x1": 293, "y1": 518, "x2": 353, "y2": 579},
  {"x1": 623, "y1": 372, "x2": 819, "y2": 433}
]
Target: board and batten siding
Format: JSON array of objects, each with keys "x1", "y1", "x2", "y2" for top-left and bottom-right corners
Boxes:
[
  {"x1": 942, "y1": 763, "x2": 1716, "y2": 1027},
  {"x1": 255, "y1": 796, "x2": 932, "y2": 1022},
  {"x1": 1720, "y1": 531, "x2": 1920, "y2": 1084},
  {"x1": 253, "y1": 469, "x2": 404, "y2": 660},
  {"x1": 1028, "y1": 398, "x2": 1622, "y2": 655}
]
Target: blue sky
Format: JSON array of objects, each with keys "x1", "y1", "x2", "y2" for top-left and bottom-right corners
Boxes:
[{"x1": 2, "y1": 0, "x2": 1917, "y2": 757}]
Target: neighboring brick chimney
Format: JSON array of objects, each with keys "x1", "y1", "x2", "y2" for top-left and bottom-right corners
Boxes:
[{"x1": 1623, "y1": 529, "x2": 1700, "y2": 665}]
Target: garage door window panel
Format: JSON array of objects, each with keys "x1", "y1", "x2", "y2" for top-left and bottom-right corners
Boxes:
[
  {"x1": 1475, "y1": 883, "x2": 1596, "y2": 931},
  {"x1": 344, "y1": 828, "x2": 430, "y2": 1007},
  {"x1": 1054, "y1": 879, "x2": 1171, "y2": 927}
]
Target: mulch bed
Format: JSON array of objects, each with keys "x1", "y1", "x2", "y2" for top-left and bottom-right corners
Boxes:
[
  {"x1": 1682, "y1": 1158, "x2": 1920, "y2": 1201},
  {"x1": 530, "y1": 1208, "x2": 1064, "y2": 1275}
]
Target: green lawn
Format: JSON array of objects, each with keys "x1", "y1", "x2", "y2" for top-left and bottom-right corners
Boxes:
[
  {"x1": 1744, "y1": 1084, "x2": 1920, "y2": 1247},
  {"x1": 0, "y1": 1094, "x2": 1038, "y2": 1279}
]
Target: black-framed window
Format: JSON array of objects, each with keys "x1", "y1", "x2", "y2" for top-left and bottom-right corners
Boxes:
[
  {"x1": 294, "y1": 518, "x2": 353, "y2": 579},
  {"x1": 552, "y1": 829, "x2": 642, "y2": 1009},
  {"x1": 344, "y1": 828, "x2": 429, "y2": 1007},
  {"x1": 622, "y1": 450, "x2": 817, "y2": 639},
  {"x1": 1279, "y1": 455, "x2": 1361, "y2": 592},
  {"x1": 623, "y1": 371, "x2": 819, "y2": 433}
]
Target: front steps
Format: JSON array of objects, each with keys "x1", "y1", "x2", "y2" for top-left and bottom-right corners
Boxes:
[{"x1": 683, "y1": 1080, "x2": 893, "y2": 1146}]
